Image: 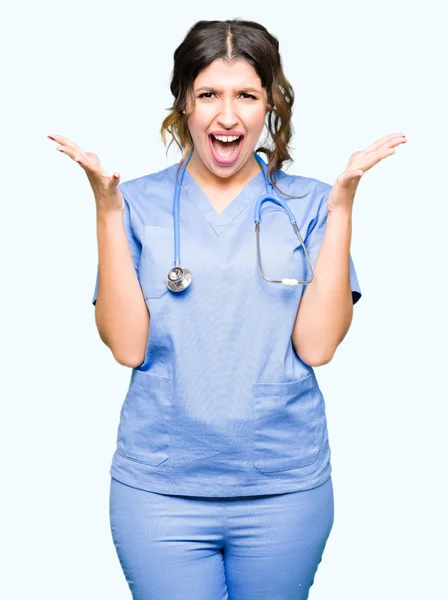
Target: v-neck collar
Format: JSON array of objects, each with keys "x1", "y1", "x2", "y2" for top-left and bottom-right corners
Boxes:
[{"x1": 181, "y1": 167, "x2": 267, "y2": 237}]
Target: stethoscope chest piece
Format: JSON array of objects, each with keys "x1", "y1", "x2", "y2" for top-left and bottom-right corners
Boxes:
[{"x1": 166, "y1": 266, "x2": 192, "y2": 292}]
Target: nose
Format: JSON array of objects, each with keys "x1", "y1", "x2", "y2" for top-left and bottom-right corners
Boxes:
[{"x1": 216, "y1": 98, "x2": 240, "y2": 129}]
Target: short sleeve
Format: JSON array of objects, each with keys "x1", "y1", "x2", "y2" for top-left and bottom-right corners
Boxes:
[
  {"x1": 91, "y1": 190, "x2": 142, "y2": 306},
  {"x1": 303, "y1": 184, "x2": 362, "y2": 305}
]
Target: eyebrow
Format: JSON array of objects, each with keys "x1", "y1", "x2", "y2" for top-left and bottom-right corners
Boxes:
[{"x1": 195, "y1": 86, "x2": 262, "y2": 94}]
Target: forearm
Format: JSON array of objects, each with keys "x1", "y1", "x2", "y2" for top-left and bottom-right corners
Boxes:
[
  {"x1": 94, "y1": 210, "x2": 149, "y2": 367},
  {"x1": 292, "y1": 208, "x2": 354, "y2": 365}
]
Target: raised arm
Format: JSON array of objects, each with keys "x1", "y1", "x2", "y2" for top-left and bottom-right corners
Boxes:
[{"x1": 48, "y1": 133, "x2": 149, "y2": 367}]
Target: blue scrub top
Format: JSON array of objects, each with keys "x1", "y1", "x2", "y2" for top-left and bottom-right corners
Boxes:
[{"x1": 92, "y1": 158, "x2": 362, "y2": 497}]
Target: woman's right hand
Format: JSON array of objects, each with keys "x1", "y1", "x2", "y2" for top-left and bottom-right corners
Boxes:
[{"x1": 48, "y1": 133, "x2": 125, "y2": 215}]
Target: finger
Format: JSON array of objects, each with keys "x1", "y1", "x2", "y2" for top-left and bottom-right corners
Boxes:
[
  {"x1": 365, "y1": 135, "x2": 406, "y2": 154},
  {"x1": 347, "y1": 168, "x2": 365, "y2": 180},
  {"x1": 56, "y1": 145, "x2": 88, "y2": 166},
  {"x1": 359, "y1": 147, "x2": 396, "y2": 172},
  {"x1": 389, "y1": 137, "x2": 407, "y2": 149},
  {"x1": 377, "y1": 136, "x2": 407, "y2": 153},
  {"x1": 364, "y1": 132, "x2": 406, "y2": 155},
  {"x1": 59, "y1": 147, "x2": 110, "y2": 183},
  {"x1": 48, "y1": 133, "x2": 85, "y2": 154}
]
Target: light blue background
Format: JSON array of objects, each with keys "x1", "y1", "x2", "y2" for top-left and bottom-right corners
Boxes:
[{"x1": 2, "y1": 0, "x2": 446, "y2": 598}]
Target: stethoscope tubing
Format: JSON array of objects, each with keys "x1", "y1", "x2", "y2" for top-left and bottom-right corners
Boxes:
[{"x1": 169, "y1": 150, "x2": 315, "y2": 291}]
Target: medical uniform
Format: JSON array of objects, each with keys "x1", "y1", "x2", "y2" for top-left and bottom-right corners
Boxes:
[
  {"x1": 93, "y1": 156, "x2": 362, "y2": 599},
  {"x1": 92, "y1": 157, "x2": 362, "y2": 498}
]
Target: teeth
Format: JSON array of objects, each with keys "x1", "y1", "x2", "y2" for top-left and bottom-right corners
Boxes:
[{"x1": 211, "y1": 134, "x2": 242, "y2": 142}]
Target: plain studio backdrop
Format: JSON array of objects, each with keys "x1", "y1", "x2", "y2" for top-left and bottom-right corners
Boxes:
[{"x1": 1, "y1": 0, "x2": 446, "y2": 598}]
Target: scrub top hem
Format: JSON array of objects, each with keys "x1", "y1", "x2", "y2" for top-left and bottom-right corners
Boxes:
[{"x1": 109, "y1": 460, "x2": 332, "y2": 498}]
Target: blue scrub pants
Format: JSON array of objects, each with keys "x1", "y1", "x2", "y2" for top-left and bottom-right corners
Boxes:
[{"x1": 109, "y1": 475, "x2": 334, "y2": 599}]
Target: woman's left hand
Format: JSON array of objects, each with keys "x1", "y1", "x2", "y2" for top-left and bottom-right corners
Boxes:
[{"x1": 327, "y1": 132, "x2": 407, "y2": 215}]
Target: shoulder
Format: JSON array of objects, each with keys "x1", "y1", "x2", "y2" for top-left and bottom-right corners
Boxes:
[
  {"x1": 274, "y1": 168, "x2": 333, "y2": 217},
  {"x1": 118, "y1": 163, "x2": 176, "y2": 199},
  {"x1": 275, "y1": 167, "x2": 332, "y2": 195},
  {"x1": 117, "y1": 163, "x2": 178, "y2": 224}
]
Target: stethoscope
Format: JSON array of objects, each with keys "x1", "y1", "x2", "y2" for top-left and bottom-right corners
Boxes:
[{"x1": 166, "y1": 150, "x2": 315, "y2": 293}]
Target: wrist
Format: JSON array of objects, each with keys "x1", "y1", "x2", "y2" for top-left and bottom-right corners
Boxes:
[
  {"x1": 328, "y1": 206, "x2": 353, "y2": 220},
  {"x1": 96, "y1": 208, "x2": 124, "y2": 224}
]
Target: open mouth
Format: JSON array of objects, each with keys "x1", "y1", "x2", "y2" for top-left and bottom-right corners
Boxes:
[{"x1": 208, "y1": 133, "x2": 244, "y2": 165}]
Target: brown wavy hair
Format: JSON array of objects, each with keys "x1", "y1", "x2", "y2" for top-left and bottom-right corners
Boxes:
[{"x1": 160, "y1": 18, "x2": 306, "y2": 200}]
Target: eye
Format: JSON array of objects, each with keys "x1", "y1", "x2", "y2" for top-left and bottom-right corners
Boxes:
[{"x1": 197, "y1": 92, "x2": 258, "y2": 100}]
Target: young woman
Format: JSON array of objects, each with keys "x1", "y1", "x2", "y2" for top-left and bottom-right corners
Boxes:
[{"x1": 49, "y1": 18, "x2": 406, "y2": 600}]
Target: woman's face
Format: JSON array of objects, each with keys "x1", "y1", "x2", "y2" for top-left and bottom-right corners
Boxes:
[{"x1": 185, "y1": 59, "x2": 269, "y2": 180}]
